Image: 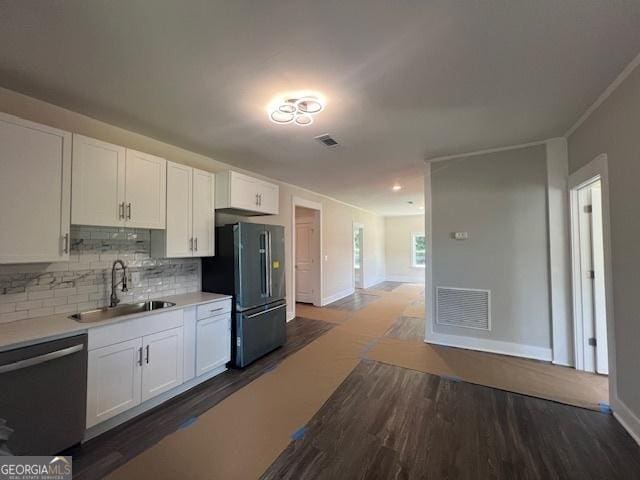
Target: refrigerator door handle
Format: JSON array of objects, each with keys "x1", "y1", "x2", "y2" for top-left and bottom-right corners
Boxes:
[
  {"x1": 267, "y1": 230, "x2": 273, "y2": 297},
  {"x1": 245, "y1": 303, "x2": 287, "y2": 319},
  {"x1": 260, "y1": 230, "x2": 268, "y2": 297}
]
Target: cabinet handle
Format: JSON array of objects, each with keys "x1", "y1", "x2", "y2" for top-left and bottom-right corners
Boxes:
[
  {"x1": 209, "y1": 307, "x2": 223, "y2": 314},
  {"x1": 126, "y1": 203, "x2": 132, "y2": 220},
  {"x1": 190, "y1": 238, "x2": 193, "y2": 251},
  {"x1": 260, "y1": 194, "x2": 262, "y2": 206},
  {"x1": 138, "y1": 347, "x2": 143, "y2": 366},
  {"x1": 63, "y1": 233, "x2": 69, "y2": 254},
  {"x1": 145, "y1": 345, "x2": 150, "y2": 364},
  {"x1": 119, "y1": 202, "x2": 125, "y2": 220},
  {"x1": 194, "y1": 237, "x2": 198, "y2": 252},
  {"x1": 255, "y1": 193, "x2": 259, "y2": 206}
]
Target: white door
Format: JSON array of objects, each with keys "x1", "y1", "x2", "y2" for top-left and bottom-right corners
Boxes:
[
  {"x1": 192, "y1": 169, "x2": 214, "y2": 256},
  {"x1": 230, "y1": 171, "x2": 260, "y2": 211},
  {"x1": 141, "y1": 327, "x2": 184, "y2": 402},
  {"x1": 72, "y1": 135, "x2": 126, "y2": 227},
  {"x1": 0, "y1": 113, "x2": 71, "y2": 263},
  {"x1": 86, "y1": 338, "x2": 142, "y2": 428},
  {"x1": 591, "y1": 183, "x2": 608, "y2": 374},
  {"x1": 257, "y1": 181, "x2": 279, "y2": 214},
  {"x1": 353, "y1": 226, "x2": 364, "y2": 288},
  {"x1": 196, "y1": 314, "x2": 231, "y2": 376},
  {"x1": 166, "y1": 162, "x2": 193, "y2": 257},
  {"x1": 125, "y1": 149, "x2": 166, "y2": 229},
  {"x1": 296, "y1": 221, "x2": 315, "y2": 303}
]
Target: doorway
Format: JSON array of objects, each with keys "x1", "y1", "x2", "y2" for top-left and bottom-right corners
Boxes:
[
  {"x1": 570, "y1": 176, "x2": 608, "y2": 375},
  {"x1": 353, "y1": 223, "x2": 364, "y2": 289},
  {"x1": 294, "y1": 203, "x2": 321, "y2": 307}
]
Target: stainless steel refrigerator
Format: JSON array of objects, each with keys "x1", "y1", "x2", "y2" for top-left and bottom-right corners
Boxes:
[{"x1": 202, "y1": 222, "x2": 286, "y2": 367}]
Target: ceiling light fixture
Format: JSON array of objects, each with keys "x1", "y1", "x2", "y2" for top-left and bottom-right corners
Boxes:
[
  {"x1": 269, "y1": 93, "x2": 325, "y2": 126},
  {"x1": 392, "y1": 185, "x2": 402, "y2": 191}
]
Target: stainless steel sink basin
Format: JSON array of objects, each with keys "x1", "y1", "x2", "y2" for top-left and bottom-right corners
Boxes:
[{"x1": 71, "y1": 301, "x2": 177, "y2": 323}]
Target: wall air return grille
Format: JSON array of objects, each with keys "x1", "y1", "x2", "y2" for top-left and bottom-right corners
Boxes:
[
  {"x1": 314, "y1": 134, "x2": 339, "y2": 148},
  {"x1": 436, "y1": 287, "x2": 491, "y2": 330}
]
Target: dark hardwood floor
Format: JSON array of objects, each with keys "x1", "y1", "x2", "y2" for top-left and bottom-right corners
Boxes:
[
  {"x1": 64, "y1": 316, "x2": 335, "y2": 480},
  {"x1": 262, "y1": 359, "x2": 640, "y2": 480},
  {"x1": 327, "y1": 291, "x2": 380, "y2": 311},
  {"x1": 384, "y1": 315, "x2": 425, "y2": 342},
  {"x1": 369, "y1": 281, "x2": 404, "y2": 292}
]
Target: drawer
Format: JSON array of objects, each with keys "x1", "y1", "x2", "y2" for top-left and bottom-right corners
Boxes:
[
  {"x1": 88, "y1": 309, "x2": 183, "y2": 351},
  {"x1": 197, "y1": 300, "x2": 232, "y2": 320}
]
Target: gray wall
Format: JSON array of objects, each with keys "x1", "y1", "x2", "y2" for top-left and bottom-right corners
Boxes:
[
  {"x1": 432, "y1": 145, "x2": 551, "y2": 348},
  {"x1": 568, "y1": 64, "x2": 640, "y2": 415}
]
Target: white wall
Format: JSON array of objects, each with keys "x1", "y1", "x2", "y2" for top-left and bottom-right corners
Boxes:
[
  {"x1": 0, "y1": 86, "x2": 386, "y2": 320},
  {"x1": 427, "y1": 145, "x2": 553, "y2": 361},
  {"x1": 567, "y1": 60, "x2": 640, "y2": 440},
  {"x1": 384, "y1": 215, "x2": 425, "y2": 283}
]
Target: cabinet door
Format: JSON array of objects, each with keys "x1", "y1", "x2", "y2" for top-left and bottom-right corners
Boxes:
[
  {"x1": 86, "y1": 338, "x2": 142, "y2": 428},
  {"x1": 196, "y1": 314, "x2": 231, "y2": 376},
  {"x1": 166, "y1": 162, "x2": 193, "y2": 257},
  {"x1": 192, "y1": 169, "x2": 214, "y2": 256},
  {"x1": 230, "y1": 171, "x2": 260, "y2": 211},
  {"x1": 257, "y1": 180, "x2": 279, "y2": 214},
  {"x1": 125, "y1": 149, "x2": 166, "y2": 229},
  {"x1": 72, "y1": 135, "x2": 126, "y2": 227},
  {"x1": 141, "y1": 327, "x2": 184, "y2": 402},
  {"x1": 0, "y1": 113, "x2": 71, "y2": 263}
]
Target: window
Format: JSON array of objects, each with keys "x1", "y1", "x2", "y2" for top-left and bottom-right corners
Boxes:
[{"x1": 411, "y1": 233, "x2": 426, "y2": 267}]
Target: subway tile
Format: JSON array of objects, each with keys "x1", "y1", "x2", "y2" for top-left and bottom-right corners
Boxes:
[
  {"x1": 16, "y1": 300, "x2": 43, "y2": 311},
  {"x1": 54, "y1": 304, "x2": 77, "y2": 314},
  {"x1": 0, "y1": 293, "x2": 27, "y2": 304},
  {"x1": 0, "y1": 310, "x2": 28, "y2": 323},
  {"x1": 42, "y1": 297, "x2": 68, "y2": 307},
  {"x1": 27, "y1": 307, "x2": 54, "y2": 318},
  {"x1": 67, "y1": 293, "x2": 90, "y2": 304},
  {"x1": 0, "y1": 303, "x2": 16, "y2": 314},
  {"x1": 28, "y1": 290, "x2": 55, "y2": 300}
]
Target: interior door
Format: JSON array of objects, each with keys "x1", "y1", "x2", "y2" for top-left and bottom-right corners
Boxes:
[
  {"x1": 236, "y1": 223, "x2": 268, "y2": 310},
  {"x1": 72, "y1": 135, "x2": 126, "y2": 227},
  {"x1": 296, "y1": 221, "x2": 315, "y2": 303},
  {"x1": 192, "y1": 169, "x2": 214, "y2": 256},
  {"x1": 125, "y1": 149, "x2": 166, "y2": 229},
  {"x1": 0, "y1": 113, "x2": 71, "y2": 263},
  {"x1": 86, "y1": 338, "x2": 142, "y2": 428},
  {"x1": 266, "y1": 224, "x2": 286, "y2": 302},
  {"x1": 591, "y1": 183, "x2": 608, "y2": 375},
  {"x1": 166, "y1": 162, "x2": 193, "y2": 257},
  {"x1": 577, "y1": 186, "x2": 596, "y2": 372},
  {"x1": 141, "y1": 327, "x2": 184, "y2": 402}
]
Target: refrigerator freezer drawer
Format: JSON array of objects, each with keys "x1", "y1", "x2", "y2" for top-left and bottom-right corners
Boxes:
[{"x1": 234, "y1": 302, "x2": 286, "y2": 367}]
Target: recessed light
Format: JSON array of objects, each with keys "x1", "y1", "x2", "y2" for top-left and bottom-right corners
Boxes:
[
  {"x1": 392, "y1": 185, "x2": 402, "y2": 191},
  {"x1": 268, "y1": 92, "x2": 325, "y2": 126}
]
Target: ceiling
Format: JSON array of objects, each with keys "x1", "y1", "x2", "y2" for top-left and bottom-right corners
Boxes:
[{"x1": 1, "y1": 1, "x2": 640, "y2": 216}]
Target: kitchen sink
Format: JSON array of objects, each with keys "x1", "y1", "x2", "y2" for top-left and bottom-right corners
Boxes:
[{"x1": 71, "y1": 301, "x2": 177, "y2": 323}]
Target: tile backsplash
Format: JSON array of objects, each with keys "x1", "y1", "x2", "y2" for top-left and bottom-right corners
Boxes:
[{"x1": 0, "y1": 226, "x2": 201, "y2": 324}]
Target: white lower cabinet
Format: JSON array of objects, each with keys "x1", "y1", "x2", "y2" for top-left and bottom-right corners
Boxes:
[
  {"x1": 141, "y1": 327, "x2": 184, "y2": 402},
  {"x1": 196, "y1": 313, "x2": 231, "y2": 376},
  {"x1": 86, "y1": 338, "x2": 143, "y2": 428}
]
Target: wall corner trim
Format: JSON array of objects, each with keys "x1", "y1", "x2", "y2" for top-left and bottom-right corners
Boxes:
[{"x1": 612, "y1": 395, "x2": 640, "y2": 446}]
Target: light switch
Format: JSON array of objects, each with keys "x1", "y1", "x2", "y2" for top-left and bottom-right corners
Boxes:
[
  {"x1": 452, "y1": 232, "x2": 469, "y2": 240},
  {"x1": 324, "y1": 255, "x2": 329, "y2": 261}
]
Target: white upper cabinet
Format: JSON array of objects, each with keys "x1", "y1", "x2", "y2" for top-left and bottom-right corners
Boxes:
[
  {"x1": 72, "y1": 135, "x2": 126, "y2": 227},
  {"x1": 151, "y1": 162, "x2": 214, "y2": 258},
  {"x1": 215, "y1": 170, "x2": 279, "y2": 215},
  {"x1": 124, "y1": 149, "x2": 167, "y2": 229},
  {"x1": 192, "y1": 168, "x2": 215, "y2": 256},
  {"x1": 71, "y1": 136, "x2": 166, "y2": 229},
  {"x1": 0, "y1": 113, "x2": 71, "y2": 263}
]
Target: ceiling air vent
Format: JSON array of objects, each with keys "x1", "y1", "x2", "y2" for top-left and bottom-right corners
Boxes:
[{"x1": 315, "y1": 134, "x2": 340, "y2": 148}]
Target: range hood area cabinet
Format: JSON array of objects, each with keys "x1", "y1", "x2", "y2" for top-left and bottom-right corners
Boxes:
[
  {"x1": 215, "y1": 170, "x2": 279, "y2": 216},
  {"x1": 151, "y1": 162, "x2": 215, "y2": 258},
  {"x1": 71, "y1": 134, "x2": 167, "y2": 229},
  {"x1": 0, "y1": 113, "x2": 71, "y2": 263}
]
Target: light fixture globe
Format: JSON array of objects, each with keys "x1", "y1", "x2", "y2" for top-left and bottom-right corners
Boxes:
[
  {"x1": 295, "y1": 96, "x2": 323, "y2": 114},
  {"x1": 295, "y1": 114, "x2": 313, "y2": 126},
  {"x1": 268, "y1": 92, "x2": 325, "y2": 126},
  {"x1": 278, "y1": 101, "x2": 297, "y2": 114},
  {"x1": 270, "y1": 110, "x2": 295, "y2": 124}
]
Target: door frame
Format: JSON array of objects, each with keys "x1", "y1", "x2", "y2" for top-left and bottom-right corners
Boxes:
[
  {"x1": 352, "y1": 222, "x2": 364, "y2": 289},
  {"x1": 291, "y1": 196, "x2": 323, "y2": 314},
  {"x1": 569, "y1": 154, "x2": 615, "y2": 393}
]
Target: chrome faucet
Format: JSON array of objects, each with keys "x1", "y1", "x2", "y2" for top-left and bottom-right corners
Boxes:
[{"x1": 110, "y1": 260, "x2": 128, "y2": 307}]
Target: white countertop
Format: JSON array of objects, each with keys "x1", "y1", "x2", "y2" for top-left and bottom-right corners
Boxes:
[{"x1": 0, "y1": 291, "x2": 232, "y2": 352}]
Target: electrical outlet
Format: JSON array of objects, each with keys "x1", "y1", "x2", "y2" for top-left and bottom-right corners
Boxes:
[{"x1": 452, "y1": 232, "x2": 469, "y2": 240}]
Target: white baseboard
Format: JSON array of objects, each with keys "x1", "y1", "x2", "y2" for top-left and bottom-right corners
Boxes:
[
  {"x1": 426, "y1": 331, "x2": 553, "y2": 362},
  {"x1": 385, "y1": 274, "x2": 426, "y2": 283},
  {"x1": 612, "y1": 395, "x2": 640, "y2": 446},
  {"x1": 286, "y1": 309, "x2": 295, "y2": 322},
  {"x1": 364, "y1": 276, "x2": 386, "y2": 288},
  {"x1": 321, "y1": 287, "x2": 354, "y2": 306}
]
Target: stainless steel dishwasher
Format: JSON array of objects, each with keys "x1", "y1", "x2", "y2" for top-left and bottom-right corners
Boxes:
[{"x1": 0, "y1": 334, "x2": 87, "y2": 455}]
